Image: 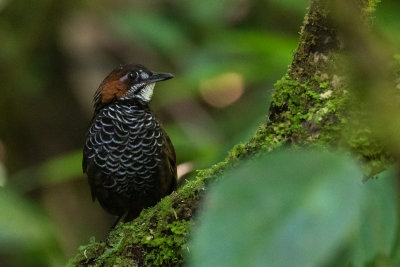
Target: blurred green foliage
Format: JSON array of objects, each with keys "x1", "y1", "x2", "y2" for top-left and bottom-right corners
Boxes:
[
  {"x1": 189, "y1": 150, "x2": 398, "y2": 266},
  {"x1": 9, "y1": 151, "x2": 82, "y2": 193},
  {"x1": 0, "y1": 0, "x2": 399, "y2": 265},
  {"x1": 0, "y1": 188, "x2": 64, "y2": 265}
]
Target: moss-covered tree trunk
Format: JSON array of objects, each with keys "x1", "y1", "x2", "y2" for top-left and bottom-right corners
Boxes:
[{"x1": 69, "y1": 0, "x2": 390, "y2": 266}]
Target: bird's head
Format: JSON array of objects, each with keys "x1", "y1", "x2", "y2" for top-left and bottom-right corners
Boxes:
[{"x1": 94, "y1": 64, "x2": 173, "y2": 108}]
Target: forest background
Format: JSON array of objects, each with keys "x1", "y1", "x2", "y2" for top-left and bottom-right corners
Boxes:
[{"x1": 1, "y1": 0, "x2": 400, "y2": 266}]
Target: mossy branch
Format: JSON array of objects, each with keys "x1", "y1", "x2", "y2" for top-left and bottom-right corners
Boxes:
[{"x1": 69, "y1": 0, "x2": 390, "y2": 266}]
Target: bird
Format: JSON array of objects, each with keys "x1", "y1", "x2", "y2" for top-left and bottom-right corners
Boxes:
[{"x1": 83, "y1": 63, "x2": 177, "y2": 223}]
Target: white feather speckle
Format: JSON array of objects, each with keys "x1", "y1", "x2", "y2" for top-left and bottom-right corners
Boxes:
[
  {"x1": 140, "y1": 72, "x2": 149, "y2": 79},
  {"x1": 139, "y1": 83, "x2": 155, "y2": 102}
]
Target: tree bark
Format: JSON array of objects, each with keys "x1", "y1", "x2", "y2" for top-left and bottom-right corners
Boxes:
[{"x1": 69, "y1": 0, "x2": 390, "y2": 266}]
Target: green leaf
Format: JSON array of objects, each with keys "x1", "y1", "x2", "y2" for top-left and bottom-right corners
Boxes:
[
  {"x1": 350, "y1": 167, "x2": 398, "y2": 265},
  {"x1": 189, "y1": 149, "x2": 364, "y2": 267}
]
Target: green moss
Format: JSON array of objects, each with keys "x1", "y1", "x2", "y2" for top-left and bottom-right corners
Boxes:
[
  {"x1": 344, "y1": 111, "x2": 394, "y2": 177},
  {"x1": 248, "y1": 71, "x2": 348, "y2": 152},
  {"x1": 364, "y1": 0, "x2": 381, "y2": 16},
  {"x1": 141, "y1": 220, "x2": 191, "y2": 265},
  {"x1": 67, "y1": 238, "x2": 106, "y2": 267},
  {"x1": 228, "y1": 143, "x2": 247, "y2": 159},
  {"x1": 247, "y1": 69, "x2": 392, "y2": 178}
]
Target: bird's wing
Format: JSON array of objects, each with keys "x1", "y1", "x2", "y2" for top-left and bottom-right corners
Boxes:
[{"x1": 161, "y1": 127, "x2": 177, "y2": 192}]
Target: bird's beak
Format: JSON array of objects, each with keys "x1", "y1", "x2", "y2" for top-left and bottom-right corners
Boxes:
[{"x1": 149, "y1": 72, "x2": 174, "y2": 83}]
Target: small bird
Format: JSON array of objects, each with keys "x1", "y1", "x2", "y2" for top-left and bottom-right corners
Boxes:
[{"x1": 83, "y1": 64, "x2": 177, "y2": 223}]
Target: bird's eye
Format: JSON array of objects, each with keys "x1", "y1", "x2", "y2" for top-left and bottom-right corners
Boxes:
[{"x1": 129, "y1": 72, "x2": 138, "y2": 80}]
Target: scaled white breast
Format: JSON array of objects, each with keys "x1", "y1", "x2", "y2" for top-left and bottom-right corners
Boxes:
[{"x1": 140, "y1": 83, "x2": 155, "y2": 102}]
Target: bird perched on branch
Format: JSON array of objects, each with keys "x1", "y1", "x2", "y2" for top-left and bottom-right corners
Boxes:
[{"x1": 83, "y1": 64, "x2": 177, "y2": 223}]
